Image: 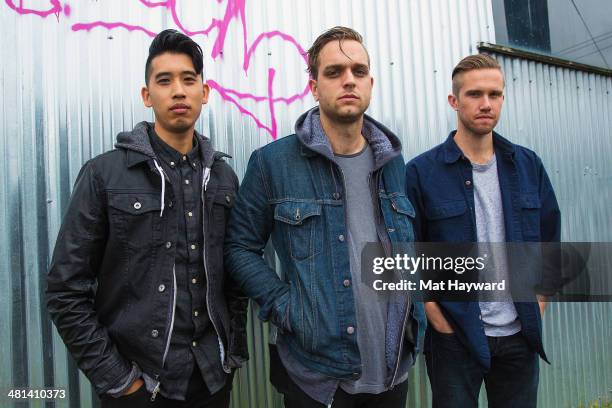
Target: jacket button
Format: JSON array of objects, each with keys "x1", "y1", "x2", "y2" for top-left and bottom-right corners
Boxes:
[
  {"x1": 170, "y1": 161, "x2": 175, "y2": 167},
  {"x1": 338, "y1": 234, "x2": 345, "y2": 242},
  {"x1": 193, "y1": 310, "x2": 199, "y2": 317},
  {"x1": 133, "y1": 202, "x2": 141, "y2": 210},
  {"x1": 151, "y1": 329, "x2": 159, "y2": 338},
  {"x1": 225, "y1": 195, "x2": 231, "y2": 203},
  {"x1": 192, "y1": 341, "x2": 198, "y2": 347},
  {"x1": 352, "y1": 372, "x2": 360, "y2": 379},
  {"x1": 343, "y1": 279, "x2": 351, "y2": 287},
  {"x1": 333, "y1": 192, "x2": 341, "y2": 200},
  {"x1": 168, "y1": 200, "x2": 173, "y2": 208},
  {"x1": 158, "y1": 284, "x2": 165, "y2": 292},
  {"x1": 165, "y1": 241, "x2": 172, "y2": 249},
  {"x1": 346, "y1": 326, "x2": 355, "y2": 335},
  {"x1": 465, "y1": 180, "x2": 472, "y2": 186},
  {"x1": 191, "y1": 277, "x2": 197, "y2": 284}
]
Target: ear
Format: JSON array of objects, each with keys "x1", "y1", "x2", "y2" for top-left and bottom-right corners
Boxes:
[
  {"x1": 448, "y1": 93, "x2": 458, "y2": 111},
  {"x1": 202, "y1": 82, "x2": 210, "y2": 105},
  {"x1": 141, "y1": 86, "x2": 152, "y2": 108},
  {"x1": 309, "y1": 78, "x2": 319, "y2": 102}
]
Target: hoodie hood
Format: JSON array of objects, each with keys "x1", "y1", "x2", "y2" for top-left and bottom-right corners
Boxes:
[
  {"x1": 115, "y1": 121, "x2": 221, "y2": 169},
  {"x1": 294, "y1": 106, "x2": 402, "y2": 169}
]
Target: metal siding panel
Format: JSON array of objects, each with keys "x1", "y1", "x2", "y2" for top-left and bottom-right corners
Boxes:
[
  {"x1": 1, "y1": 1, "x2": 610, "y2": 407},
  {"x1": 492, "y1": 51, "x2": 612, "y2": 408}
]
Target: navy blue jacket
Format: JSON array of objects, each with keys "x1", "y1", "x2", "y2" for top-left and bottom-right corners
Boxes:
[{"x1": 405, "y1": 131, "x2": 561, "y2": 370}]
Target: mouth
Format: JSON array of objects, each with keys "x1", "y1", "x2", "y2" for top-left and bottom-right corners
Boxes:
[
  {"x1": 170, "y1": 104, "x2": 191, "y2": 114},
  {"x1": 475, "y1": 115, "x2": 494, "y2": 120},
  {"x1": 338, "y1": 94, "x2": 359, "y2": 101}
]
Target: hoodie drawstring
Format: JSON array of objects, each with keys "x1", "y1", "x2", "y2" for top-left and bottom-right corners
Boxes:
[
  {"x1": 202, "y1": 167, "x2": 211, "y2": 192},
  {"x1": 153, "y1": 160, "x2": 166, "y2": 217}
]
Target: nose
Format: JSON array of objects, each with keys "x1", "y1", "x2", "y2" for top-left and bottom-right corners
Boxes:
[
  {"x1": 342, "y1": 69, "x2": 356, "y2": 88},
  {"x1": 171, "y1": 79, "x2": 186, "y2": 98},
  {"x1": 480, "y1": 96, "x2": 492, "y2": 111}
]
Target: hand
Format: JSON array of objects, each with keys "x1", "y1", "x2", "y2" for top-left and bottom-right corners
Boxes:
[
  {"x1": 424, "y1": 302, "x2": 454, "y2": 334},
  {"x1": 122, "y1": 378, "x2": 144, "y2": 396}
]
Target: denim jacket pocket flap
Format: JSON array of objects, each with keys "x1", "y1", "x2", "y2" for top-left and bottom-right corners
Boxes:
[
  {"x1": 425, "y1": 201, "x2": 467, "y2": 220},
  {"x1": 213, "y1": 190, "x2": 235, "y2": 208},
  {"x1": 108, "y1": 192, "x2": 161, "y2": 215},
  {"x1": 520, "y1": 193, "x2": 541, "y2": 209},
  {"x1": 391, "y1": 196, "x2": 416, "y2": 218},
  {"x1": 274, "y1": 201, "x2": 321, "y2": 225}
]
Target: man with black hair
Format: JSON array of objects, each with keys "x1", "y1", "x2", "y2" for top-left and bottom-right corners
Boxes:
[{"x1": 47, "y1": 29, "x2": 248, "y2": 408}]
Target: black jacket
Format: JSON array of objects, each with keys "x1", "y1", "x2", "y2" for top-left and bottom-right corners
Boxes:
[{"x1": 46, "y1": 122, "x2": 248, "y2": 395}]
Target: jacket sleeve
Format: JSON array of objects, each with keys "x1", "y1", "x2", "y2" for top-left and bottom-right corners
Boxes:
[
  {"x1": 224, "y1": 149, "x2": 291, "y2": 331},
  {"x1": 537, "y1": 156, "x2": 561, "y2": 243},
  {"x1": 405, "y1": 160, "x2": 427, "y2": 242},
  {"x1": 224, "y1": 167, "x2": 250, "y2": 367},
  {"x1": 46, "y1": 160, "x2": 132, "y2": 395},
  {"x1": 536, "y1": 155, "x2": 563, "y2": 295}
]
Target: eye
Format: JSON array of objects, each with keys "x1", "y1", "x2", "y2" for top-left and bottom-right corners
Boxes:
[
  {"x1": 157, "y1": 78, "x2": 170, "y2": 85},
  {"x1": 184, "y1": 77, "x2": 196, "y2": 84},
  {"x1": 354, "y1": 67, "x2": 369, "y2": 77}
]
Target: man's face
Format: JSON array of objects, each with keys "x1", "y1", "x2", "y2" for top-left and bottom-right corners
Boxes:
[
  {"x1": 309, "y1": 40, "x2": 373, "y2": 124},
  {"x1": 141, "y1": 52, "x2": 209, "y2": 135},
  {"x1": 448, "y1": 68, "x2": 505, "y2": 136}
]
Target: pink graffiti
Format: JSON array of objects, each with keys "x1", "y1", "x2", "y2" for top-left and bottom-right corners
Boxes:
[
  {"x1": 6, "y1": 0, "x2": 310, "y2": 139},
  {"x1": 5, "y1": 0, "x2": 62, "y2": 18}
]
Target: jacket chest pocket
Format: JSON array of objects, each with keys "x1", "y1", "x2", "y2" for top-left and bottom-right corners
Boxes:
[
  {"x1": 520, "y1": 193, "x2": 541, "y2": 241},
  {"x1": 108, "y1": 192, "x2": 162, "y2": 249},
  {"x1": 274, "y1": 201, "x2": 322, "y2": 261},
  {"x1": 382, "y1": 194, "x2": 416, "y2": 242},
  {"x1": 424, "y1": 200, "x2": 469, "y2": 242},
  {"x1": 208, "y1": 189, "x2": 235, "y2": 254}
]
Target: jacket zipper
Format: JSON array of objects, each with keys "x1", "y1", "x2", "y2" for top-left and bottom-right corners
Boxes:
[
  {"x1": 201, "y1": 170, "x2": 230, "y2": 374},
  {"x1": 151, "y1": 264, "x2": 177, "y2": 401}
]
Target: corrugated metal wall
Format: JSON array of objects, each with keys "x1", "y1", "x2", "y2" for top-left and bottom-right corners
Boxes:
[
  {"x1": 486, "y1": 51, "x2": 612, "y2": 408},
  {"x1": 0, "y1": 1, "x2": 609, "y2": 407}
]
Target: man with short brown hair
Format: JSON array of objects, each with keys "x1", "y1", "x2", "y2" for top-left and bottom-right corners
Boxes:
[
  {"x1": 225, "y1": 26, "x2": 423, "y2": 407},
  {"x1": 406, "y1": 54, "x2": 560, "y2": 407}
]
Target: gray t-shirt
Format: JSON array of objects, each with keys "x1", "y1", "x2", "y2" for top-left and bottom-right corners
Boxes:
[
  {"x1": 335, "y1": 144, "x2": 390, "y2": 394},
  {"x1": 472, "y1": 154, "x2": 521, "y2": 337}
]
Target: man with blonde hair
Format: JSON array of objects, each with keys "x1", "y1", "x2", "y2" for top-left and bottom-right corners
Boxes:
[{"x1": 406, "y1": 54, "x2": 560, "y2": 407}]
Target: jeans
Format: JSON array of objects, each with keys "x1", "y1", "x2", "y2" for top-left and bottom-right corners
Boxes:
[
  {"x1": 425, "y1": 329, "x2": 539, "y2": 408},
  {"x1": 270, "y1": 344, "x2": 408, "y2": 408},
  {"x1": 100, "y1": 367, "x2": 232, "y2": 408}
]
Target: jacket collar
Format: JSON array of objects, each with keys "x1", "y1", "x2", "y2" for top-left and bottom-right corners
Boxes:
[
  {"x1": 443, "y1": 130, "x2": 515, "y2": 164},
  {"x1": 116, "y1": 121, "x2": 223, "y2": 169},
  {"x1": 295, "y1": 106, "x2": 402, "y2": 170}
]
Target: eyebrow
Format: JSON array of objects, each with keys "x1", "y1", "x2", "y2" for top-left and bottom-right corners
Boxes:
[
  {"x1": 154, "y1": 70, "x2": 198, "y2": 80},
  {"x1": 323, "y1": 63, "x2": 369, "y2": 71}
]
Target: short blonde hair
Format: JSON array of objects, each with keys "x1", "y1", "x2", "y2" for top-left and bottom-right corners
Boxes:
[{"x1": 452, "y1": 54, "x2": 503, "y2": 95}]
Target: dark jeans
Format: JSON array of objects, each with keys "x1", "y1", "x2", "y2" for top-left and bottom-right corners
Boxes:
[
  {"x1": 425, "y1": 329, "x2": 539, "y2": 408},
  {"x1": 100, "y1": 367, "x2": 232, "y2": 408},
  {"x1": 270, "y1": 344, "x2": 408, "y2": 408}
]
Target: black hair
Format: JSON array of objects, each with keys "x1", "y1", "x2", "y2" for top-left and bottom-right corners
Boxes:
[{"x1": 145, "y1": 29, "x2": 204, "y2": 85}]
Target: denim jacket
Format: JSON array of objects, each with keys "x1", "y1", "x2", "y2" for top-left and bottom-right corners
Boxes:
[
  {"x1": 225, "y1": 107, "x2": 424, "y2": 383},
  {"x1": 405, "y1": 131, "x2": 561, "y2": 370}
]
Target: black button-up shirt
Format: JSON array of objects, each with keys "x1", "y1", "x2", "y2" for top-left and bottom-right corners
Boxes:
[{"x1": 149, "y1": 129, "x2": 227, "y2": 400}]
